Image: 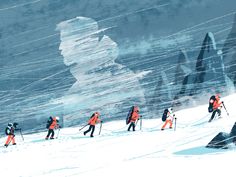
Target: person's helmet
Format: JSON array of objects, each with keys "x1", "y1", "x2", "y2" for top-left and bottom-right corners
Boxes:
[
  {"x1": 134, "y1": 106, "x2": 139, "y2": 112},
  {"x1": 215, "y1": 94, "x2": 220, "y2": 99},
  {"x1": 168, "y1": 107, "x2": 173, "y2": 114},
  {"x1": 95, "y1": 112, "x2": 100, "y2": 116},
  {"x1": 8, "y1": 123, "x2": 13, "y2": 127},
  {"x1": 55, "y1": 116, "x2": 60, "y2": 121}
]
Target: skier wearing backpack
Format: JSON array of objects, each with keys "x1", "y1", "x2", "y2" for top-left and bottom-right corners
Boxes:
[
  {"x1": 84, "y1": 112, "x2": 102, "y2": 137},
  {"x1": 208, "y1": 94, "x2": 223, "y2": 122},
  {"x1": 45, "y1": 116, "x2": 60, "y2": 140},
  {"x1": 127, "y1": 106, "x2": 140, "y2": 131},
  {"x1": 161, "y1": 108, "x2": 174, "y2": 131},
  {"x1": 4, "y1": 123, "x2": 17, "y2": 147}
]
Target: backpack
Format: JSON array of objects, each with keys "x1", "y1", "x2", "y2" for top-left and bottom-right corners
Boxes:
[
  {"x1": 5, "y1": 126, "x2": 11, "y2": 135},
  {"x1": 162, "y1": 109, "x2": 169, "y2": 122},
  {"x1": 46, "y1": 117, "x2": 53, "y2": 129},
  {"x1": 126, "y1": 106, "x2": 134, "y2": 125},
  {"x1": 208, "y1": 95, "x2": 216, "y2": 113},
  {"x1": 90, "y1": 113, "x2": 95, "y2": 119}
]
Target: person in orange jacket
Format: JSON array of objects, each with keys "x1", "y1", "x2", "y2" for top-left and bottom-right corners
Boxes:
[
  {"x1": 127, "y1": 106, "x2": 140, "y2": 131},
  {"x1": 161, "y1": 108, "x2": 174, "y2": 131},
  {"x1": 84, "y1": 112, "x2": 102, "y2": 137},
  {"x1": 208, "y1": 94, "x2": 223, "y2": 122},
  {"x1": 45, "y1": 116, "x2": 60, "y2": 140},
  {"x1": 4, "y1": 123, "x2": 20, "y2": 147}
]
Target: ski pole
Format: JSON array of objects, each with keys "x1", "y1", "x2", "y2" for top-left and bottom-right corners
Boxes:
[
  {"x1": 56, "y1": 128, "x2": 60, "y2": 139},
  {"x1": 134, "y1": 119, "x2": 139, "y2": 131},
  {"x1": 174, "y1": 117, "x2": 177, "y2": 131},
  {"x1": 19, "y1": 129, "x2": 24, "y2": 141},
  {"x1": 135, "y1": 117, "x2": 140, "y2": 126},
  {"x1": 99, "y1": 122, "x2": 103, "y2": 135},
  {"x1": 140, "y1": 116, "x2": 142, "y2": 130},
  {"x1": 222, "y1": 102, "x2": 229, "y2": 116},
  {"x1": 79, "y1": 124, "x2": 88, "y2": 131}
]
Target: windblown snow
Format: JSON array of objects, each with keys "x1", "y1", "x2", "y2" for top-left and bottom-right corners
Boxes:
[
  {"x1": 1, "y1": 94, "x2": 236, "y2": 177},
  {"x1": 56, "y1": 17, "x2": 147, "y2": 126}
]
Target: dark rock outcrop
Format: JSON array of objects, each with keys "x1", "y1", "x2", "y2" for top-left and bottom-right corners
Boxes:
[
  {"x1": 206, "y1": 132, "x2": 229, "y2": 149},
  {"x1": 206, "y1": 122, "x2": 236, "y2": 149}
]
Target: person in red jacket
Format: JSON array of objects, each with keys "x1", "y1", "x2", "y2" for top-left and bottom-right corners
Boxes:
[
  {"x1": 4, "y1": 123, "x2": 16, "y2": 147},
  {"x1": 45, "y1": 116, "x2": 60, "y2": 140},
  {"x1": 84, "y1": 112, "x2": 102, "y2": 137},
  {"x1": 208, "y1": 94, "x2": 223, "y2": 122},
  {"x1": 127, "y1": 106, "x2": 140, "y2": 131}
]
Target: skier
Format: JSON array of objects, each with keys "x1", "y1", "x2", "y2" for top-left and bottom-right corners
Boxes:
[
  {"x1": 208, "y1": 94, "x2": 223, "y2": 122},
  {"x1": 161, "y1": 108, "x2": 174, "y2": 131},
  {"x1": 45, "y1": 116, "x2": 60, "y2": 140},
  {"x1": 84, "y1": 112, "x2": 102, "y2": 137},
  {"x1": 127, "y1": 106, "x2": 140, "y2": 131},
  {"x1": 4, "y1": 122, "x2": 20, "y2": 147}
]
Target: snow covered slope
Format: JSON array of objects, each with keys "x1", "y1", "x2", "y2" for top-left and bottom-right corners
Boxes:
[{"x1": 1, "y1": 93, "x2": 236, "y2": 177}]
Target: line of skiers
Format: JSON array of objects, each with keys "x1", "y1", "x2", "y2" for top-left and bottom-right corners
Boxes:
[
  {"x1": 126, "y1": 93, "x2": 228, "y2": 131},
  {"x1": 3, "y1": 93, "x2": 228, "y2": 147}
]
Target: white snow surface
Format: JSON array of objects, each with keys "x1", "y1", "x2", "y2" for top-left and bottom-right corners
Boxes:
[{"x1": 1, "y1": 94, "x2": 236, "y2": 177}]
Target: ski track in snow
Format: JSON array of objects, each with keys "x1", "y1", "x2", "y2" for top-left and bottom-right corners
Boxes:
[{"x1": 1, "y1": 94, "x2": 236, "y2": 177}]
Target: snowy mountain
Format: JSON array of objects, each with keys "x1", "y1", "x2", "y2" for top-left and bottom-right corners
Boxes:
[
  {"x1": 1, "y1": 1, "x2": 236, "y2": 131},
  {"x1": 149, "y1": 71, "x2": 173, "y2": 116},
  {"x1": 172, "y1": 49, "x2": 191, "y2": 104},
  {"x1": 194, "y1": 32, "x2": 227, "y2": 94},
  {"x1": 174, "y1": 32, "x2": 234, "y2": 108},
  {"x1": 174, "y1": 49, "x2": 191, "y2": 86},
  {"x1": 1, "y1": 93, "x2": 236, "y2": 177},
  {"x1": 223, "y1": 13, "x2": 236, "y2": 85}
]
